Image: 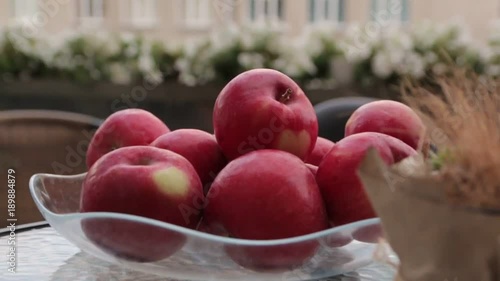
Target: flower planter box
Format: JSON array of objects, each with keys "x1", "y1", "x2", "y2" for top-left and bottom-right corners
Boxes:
[{"x1": 0, "y1": 80, "x2": 396, "y2": 132}]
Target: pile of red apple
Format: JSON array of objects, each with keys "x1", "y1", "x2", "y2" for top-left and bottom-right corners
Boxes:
[{"x1": 79, "y1": 69, "x2": 426, "y2": 269}]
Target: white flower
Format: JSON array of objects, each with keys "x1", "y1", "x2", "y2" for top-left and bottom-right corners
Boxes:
[
  {"x1": 387, "y1": 48, "x2": 405, "y2": 65},
  {"x1": 449, "y1": 32, "x2": 472, "y2": 51},
  {"x1": 138, "y1": 49, "x2": 164, "y2": 84},
  {"x1": 275, "y1": 47, "x2": 317, "y2": 77},
  {"x1": 343, "y1": 44, "x2": 372, "y2": 63},
  {"x1": 144, "y1": 69, "x2": 164, "y2": 85},
  {"x1": 342, "y1": 33, "x2": 372, "y2": 60},
  {"x1": 341, "y1": 24, "x2": 376, "y2": 63},
  {"x1": 397, "y1": 52, "x2": 426, "y2": 79},
  {"x1": 179, "y1": 73, "x2": 197, "y2": 87},
  {"x1": 164, "y1": 42, "x2": 182, "y2": 54},
  {"x1": 282, "y1": 64, "x2": 301, "y2": 77},
  {"x1": 138, "y1": 54, "x2": 155, "y2": 73},
  {"x1": 424, "y1": 52, "x2": 438, "y2": 64},
  {"x1": 303, "y1": 37, "x2": 323, "y2": 57},
  {"x1": 125, "y1": 44, "x2": 139, "y2": 58},
  {"x1": 238, "y1": 52, "x2": 265, "y2": 69},
  {"x1": 272, "y1": 54, "x2": 316, "y2": 77},
  {"x1": 477, "y1": 44, "x2": 494, "y2": 63},
  {"x1": 183, "y1": 39, "x2": 202, "y2": 57},
  {"x1": 299, "y1": 25, "x2": 340, "y2": 58},
  {"x1": 175, "y1": 58, "x2": 189, "y2": 72},
  {"x1": 386, "y1": 32, "x2": 412, "y2": 51},
  {"x1": 271, "y1": 58, "x2": 287, "y2": 71},
  {"x1": 174, "y1": 39, "x2": 215, "y2": 86},
  {"x1": 52, "y1": 53, "x2": 72, "y2": 70},
  {"x1": 120, "y1": 32, "x2": 136, "y2": 44},
  {"x1": 101, "y1": 36, "x2": 121, "y2": 57},
  {"x1": 108, "y1": 63, "x2": 132, "y2": 85},
  {"x1": 411, "y1": 21, "x2": 439, "y2": 49},
  {"x1": 372, "y1": 52, "x2": 393, "y2": 79},
  {"x1": 296, "y1": 52, "x2": 317, "y2": 75}
]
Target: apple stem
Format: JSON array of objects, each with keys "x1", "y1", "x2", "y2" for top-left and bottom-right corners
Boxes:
[{"x1": 279, "y1": 88, "x2": 293, "y2": 103}]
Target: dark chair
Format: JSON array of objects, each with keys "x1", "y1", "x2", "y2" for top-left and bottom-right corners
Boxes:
[
  {"x1": 0, "y1": 110, "x2": 102, "y2": 224},
  {"x1": 314, "y1": 97, "x2": 378, "y2": 142}
]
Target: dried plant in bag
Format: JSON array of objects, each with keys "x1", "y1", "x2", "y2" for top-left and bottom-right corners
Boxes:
[
  {"x1": 357, "y1": 68, "x2": 500, "y2": 281},
  {"x1": 402, "y1": 69, "x2": 500, "y2": 209}
]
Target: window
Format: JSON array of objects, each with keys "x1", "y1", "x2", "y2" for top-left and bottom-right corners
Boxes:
[
  {"x1": 78, "y1": 0, "x2": 104, "y2": 24},
  {"x1": 129, "y1": 0, "x2": 157, "y2": 27},
  {"x1": 10, "y1": 0, "x2": 38, "y2": 21},
  {"x1": 249, "y1": 0, "x2": 284, "y2": 22},
  {"x1": 184, "y1": 0, "x2": 211, "y2": 27},
  {"x1": 371, "y1": 0, "x2": 409, "y2": 23},
  {"x1": 309, "y1": 0, "x2": 345, "y2": 23}
]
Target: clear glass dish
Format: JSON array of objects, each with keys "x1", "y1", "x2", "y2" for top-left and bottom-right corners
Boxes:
[{"x1": 29, "y1": 172, "x2": 384, "y2": 281}]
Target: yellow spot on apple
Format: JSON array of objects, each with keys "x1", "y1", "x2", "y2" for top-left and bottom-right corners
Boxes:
[
  {"x1": 153, "y1": 167, "x2": 189, "y2": 198},
  {"x1": 277, "y1": 130, "x2": 311, "y2": 158}
]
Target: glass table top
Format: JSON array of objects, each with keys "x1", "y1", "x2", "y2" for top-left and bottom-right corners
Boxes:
[{"x1": 0, "y1": 226, "x2": 397, "y2": 281}]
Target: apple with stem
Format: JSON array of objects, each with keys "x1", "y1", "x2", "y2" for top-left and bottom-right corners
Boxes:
[{"x1": 213, "y1": 69, "x2": 318, "y2": 161}]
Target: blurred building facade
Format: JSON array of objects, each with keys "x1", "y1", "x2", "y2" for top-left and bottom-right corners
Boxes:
[{"x1": 0, "y1": 0, "x2": 498, "y2": 40}]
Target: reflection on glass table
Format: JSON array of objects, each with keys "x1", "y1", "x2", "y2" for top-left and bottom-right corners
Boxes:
[{"x1": 0, "y1": 227, "x2": 397, "y2": 281}]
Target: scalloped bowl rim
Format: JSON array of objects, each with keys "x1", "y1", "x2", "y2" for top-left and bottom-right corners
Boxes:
[{"x1": 30, "y1": 172, "x2": 382, "y2": 246}]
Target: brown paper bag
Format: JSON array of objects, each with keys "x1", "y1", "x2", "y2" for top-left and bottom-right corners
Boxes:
[{"x1": 358, "y1": 149, "x2": 500, "y2": 281}]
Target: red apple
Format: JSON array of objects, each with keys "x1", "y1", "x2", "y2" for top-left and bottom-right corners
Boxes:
[
  {"x1": 316, "y1": 132, "x2": 417, "y2": 226},
  {"x1": 204, "y1": 149, "x2": 329, "y2": 270},
  {"x1": 86, "y1": 109, "x2": 170, "y2": 168},
  {"x1": 213, "y1": 69, "x2": 318, "y2": 161},
  {"x1": 151, "y1": 129, "x2": 227, "y2": 195},
  {"x1": 80, "y1": 146, "x2": 204, "y2": 262},
  {"x1": 305, "y1": 137, "x2": 335, "y2": 166},
  {"x1": 345, "y1": 100, "x2": 426, "y2": 151}
]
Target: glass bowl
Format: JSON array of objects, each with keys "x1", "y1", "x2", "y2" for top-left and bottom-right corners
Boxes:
[{"x1": 29, "y1": 172, "x2": 384, "y2": 281}]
